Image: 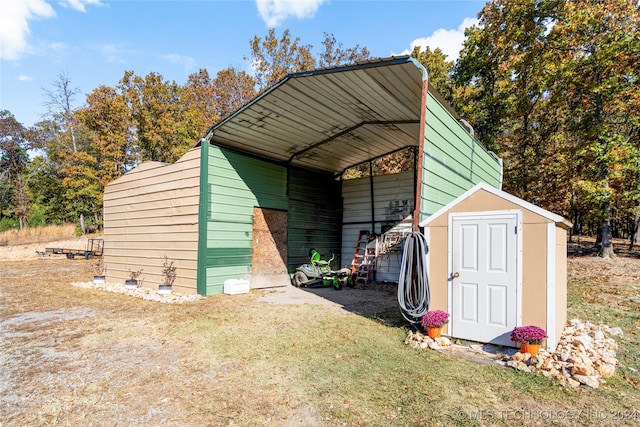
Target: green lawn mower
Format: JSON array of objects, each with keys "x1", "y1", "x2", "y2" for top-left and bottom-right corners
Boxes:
[{"x1": 291, "y1": 248, "x2": 354, "y2": 290}]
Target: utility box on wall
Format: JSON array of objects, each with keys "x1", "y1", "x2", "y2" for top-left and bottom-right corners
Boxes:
[{"x1": 420, "y1": 183, "x2": 572, "y2": 352}]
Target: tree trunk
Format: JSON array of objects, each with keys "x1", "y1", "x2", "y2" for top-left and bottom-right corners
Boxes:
[
  {"x1": 599, "y1": 219, "x2": 615, "y2": 258},
  {"x1": 630, "y1": 213, "x2": 640, "y2": 250},
  {"x1": 80, "y1": 213, "x2": 86, "y2": 235},
  {"x1": 631, "y1": 159, "x2": 640, "y2": 250}
]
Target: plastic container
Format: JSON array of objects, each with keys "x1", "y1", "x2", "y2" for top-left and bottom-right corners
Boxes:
[{"x1": 223, "y1": 279, "x2": 250, "y2": 295}]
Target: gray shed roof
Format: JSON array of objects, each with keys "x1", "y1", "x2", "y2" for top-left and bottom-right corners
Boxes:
[{"x1": 203, "y1": 56, "x2": 430, "y2": 175}]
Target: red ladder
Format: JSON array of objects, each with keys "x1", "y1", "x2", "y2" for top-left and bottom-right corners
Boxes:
[{"x1": 351, "y1": 230, "x2": 376, "y2": 285}]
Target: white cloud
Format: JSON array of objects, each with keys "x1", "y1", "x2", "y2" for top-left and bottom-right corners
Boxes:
[
  {"x1": 406, "y1": 17, "x2": 479, "y2": 62},
  {"x1": 0, "y1": 0, "x2": 56, "y2": 60},
  {"x1": 48, "y1": 41, "x2": 70, "y2": 52},
  {"x1": 0, "y1": 0, "x2": 102, "y2": 60},
  {"x1": 256, "y1": 0, "x2": 326, "y2": 27},
  {"x1": 100, "y1": 43, "x2": 128, "y2": 64},
  {"x1": 59, "y1": 0, "x2": 103, "y2": 13},
  {"x1": 18, "y1": 75, "x2": 33, "y2": 82},
  {"x1": 163, "y1": 53, "x2": 197, "y2": 72}
]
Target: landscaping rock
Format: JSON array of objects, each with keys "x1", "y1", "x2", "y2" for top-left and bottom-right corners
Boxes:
[
  {"x1": 436, "y1": 337, "x2": 451, "y2": 346},
  {"x1": 512, "y1": 352, "x2": 525, "y2": 362},
  {"x1": 573, "y1": 334, "x2": 593, "y2": 349},
  {"x1": 571, "y1": 363, "x2": 594, "y2": 376},
  {"x1": 404, "y1": 318, "x2": 620, "y2": 390},
  {"x1": 565, "y1": 377, "x2": 581, "y2": 388},
  {"x1": 573, "y1": 374, "x2": 600, "y2": 389},
  {"x1": 70, "y1": 281, "x2": 203, "y2": 304},
  {"x1": 428, "y1": 341, "x2": 441, "y2": 350},
  {"x1": 595, "y1": 362, "x2": 616, "y2": 378},
  {"x1": 607, "y1": 326, "x2": 624, "y2": 336}
]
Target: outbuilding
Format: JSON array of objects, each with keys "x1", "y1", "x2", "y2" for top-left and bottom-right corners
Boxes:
[
  {"x1": 419, "y1": 182, "x2": 571, "y2": 351},
  {"x1": 103, "y1": 56, "x2": 503, "y2": 296}
]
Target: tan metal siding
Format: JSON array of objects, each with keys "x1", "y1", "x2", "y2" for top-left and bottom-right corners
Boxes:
[
  {"x1": 103, "y1": 148, "x2": 201, "y2": 294},
  {"x1": 423, "y1": 188, "x2": 568, "y2": 348}
]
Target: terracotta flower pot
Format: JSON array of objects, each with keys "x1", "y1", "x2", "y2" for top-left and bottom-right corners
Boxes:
[
  {"x1": 520, "y1": 343, "x2": 539, "y2": 355},
  {"x1": 427, "y1": 327, "x2": 442, "y2": 339}
]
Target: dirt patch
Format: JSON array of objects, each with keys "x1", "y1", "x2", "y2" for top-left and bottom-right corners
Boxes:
[
  {"x1": 0, "y1": 258, "x2": 356, "y2": 426},
  {"x1": 568, "y1": 255, "x2": 640, "y2": 281}
]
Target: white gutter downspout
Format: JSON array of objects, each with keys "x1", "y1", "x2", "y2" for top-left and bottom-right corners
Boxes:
[
  {"x1": 488, "y1": 151, "x2": 504, "y2": 190},
  {"x1": 546, "y1": 223, "x2": 557, "y2": 352}
]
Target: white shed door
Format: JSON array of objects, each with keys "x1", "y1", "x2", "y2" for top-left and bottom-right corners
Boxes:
[{"x1": 451, "y1": 213, "x2": 518, "y2": 346}]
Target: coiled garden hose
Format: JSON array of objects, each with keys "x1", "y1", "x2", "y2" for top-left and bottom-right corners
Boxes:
[{"x1": 397, "y1": 231, "x2": 430, "y2": 324}]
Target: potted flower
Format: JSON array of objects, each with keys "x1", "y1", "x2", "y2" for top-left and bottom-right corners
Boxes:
[
  {"x1": 158, "y1": 256, "x2": 177, "y2": 295},
  {"x1": 510, "y1": 325, "x2": 547, "y2": 355},
  {"x1": 420, "y1": 310, "x2": 450, "y2": 339},
  {"x1": 93, "y1": 258, "x2": 106, "y2": 284},
  {"x1": 125, "y1": 268, "x2": 143, "y2": 290}
]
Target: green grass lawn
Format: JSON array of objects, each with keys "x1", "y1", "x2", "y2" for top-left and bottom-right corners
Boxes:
[
  {"x1": 2, "y1": 257, "x2": 639, "y2": 426},
  {"x1": 171, "y1": 276, "x2": 640, "y2": 426}
]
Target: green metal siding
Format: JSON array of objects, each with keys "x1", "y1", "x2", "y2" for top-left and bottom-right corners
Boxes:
[
  {"x1": 288, "y1": 168, "x2": 342, "y2": 271},
  {"x1": 199, "y1": 145, "x2": 287, "y2": 295},
  {"x1": 420, "y1": 91, "x2": 501, "y2": 221}
]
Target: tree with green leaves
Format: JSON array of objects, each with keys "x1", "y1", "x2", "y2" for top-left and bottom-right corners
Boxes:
[
  {"x1": 36, "y1": 72, "x2": 105, "y2": 234},
  {"x1": 248, "y1": 28, "x2": 315, "y2": 91},
  {"x1": 547, "y1": 0, "x2": 640, "y2": 257},
  {"x1": 181, "y1": 68, "x2": 220, "y2": 140},
  {"x1": 211, "y1": 67, "x2": 257, "y2": 120},
  {"x1": 117, "y1": 71, "x2": 192, "y2": 163},
  {"x1": 410, "y1": 45, "x2": 455, "y2": 102},
  {"x1": 248, "y1": 29, "x2": 371, "y2": 92},
  {"x1": 0, "y1": 110, "x2": 32, "y2": 229},
  {"x1": 454, "y1": 0, "x2": 639, "y2": 257},
  {"x1": 81, "y1": 84, "x2": 137, "y2": 186},
  {"x1": 25, "y1": 155, "x2": 67, "y2": 225}
]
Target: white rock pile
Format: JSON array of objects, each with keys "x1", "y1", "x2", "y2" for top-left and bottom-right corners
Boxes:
[
  {"x1": 406, "y1": 318, "x2": 621, "y2": 389},
  {"x1": 71, "y1": 281, "x2": 203, "y2": 304},
  {"x1": 405, "y1": 332, "x2": 453, "y2": 350}
]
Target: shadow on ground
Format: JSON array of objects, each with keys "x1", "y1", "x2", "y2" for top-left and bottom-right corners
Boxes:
[{"x1": 259, "y1": 280, "x2": 405, "y2": 326}]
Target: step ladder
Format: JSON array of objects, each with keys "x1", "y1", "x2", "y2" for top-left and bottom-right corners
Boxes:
[{"x1": 351, "y1": 230, "x2": 376, "y2": 286}]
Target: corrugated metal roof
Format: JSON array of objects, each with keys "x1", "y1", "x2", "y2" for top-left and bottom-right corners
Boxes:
[{"x1": 204, "y1": 56, "x2": 428, "y2": 175}]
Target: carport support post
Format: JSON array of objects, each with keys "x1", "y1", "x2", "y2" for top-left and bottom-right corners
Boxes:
[
  {"x1": 413, "y1": 79, "x2": 428, "y2": 231},
  {"x1": 196, "y1": 139, "x2": 210, "y2": 295},
  {"x1": 369, "y1": 160, "x2": 375, "y2": 234}
]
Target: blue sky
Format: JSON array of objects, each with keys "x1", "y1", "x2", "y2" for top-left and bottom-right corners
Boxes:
[{"x1": 1, "y1": 0, "x2": 487, "y2": 128}]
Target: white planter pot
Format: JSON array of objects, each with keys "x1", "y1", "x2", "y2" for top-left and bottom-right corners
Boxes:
[
  {"x1": 124, "y1": 279, "x2": 138, "y2": 290},
  {"x1": 158, "y1": 284, "x2": 172, "y2": 295}
]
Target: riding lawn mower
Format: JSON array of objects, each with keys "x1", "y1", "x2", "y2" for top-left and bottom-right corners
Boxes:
[{"x1": 291, "y1": 249, "x2": 354, "y2": 290}]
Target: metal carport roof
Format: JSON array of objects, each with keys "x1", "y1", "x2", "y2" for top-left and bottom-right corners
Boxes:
[{"x1": 203, "y1": 55, "x2": 431, "y2": 176}]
